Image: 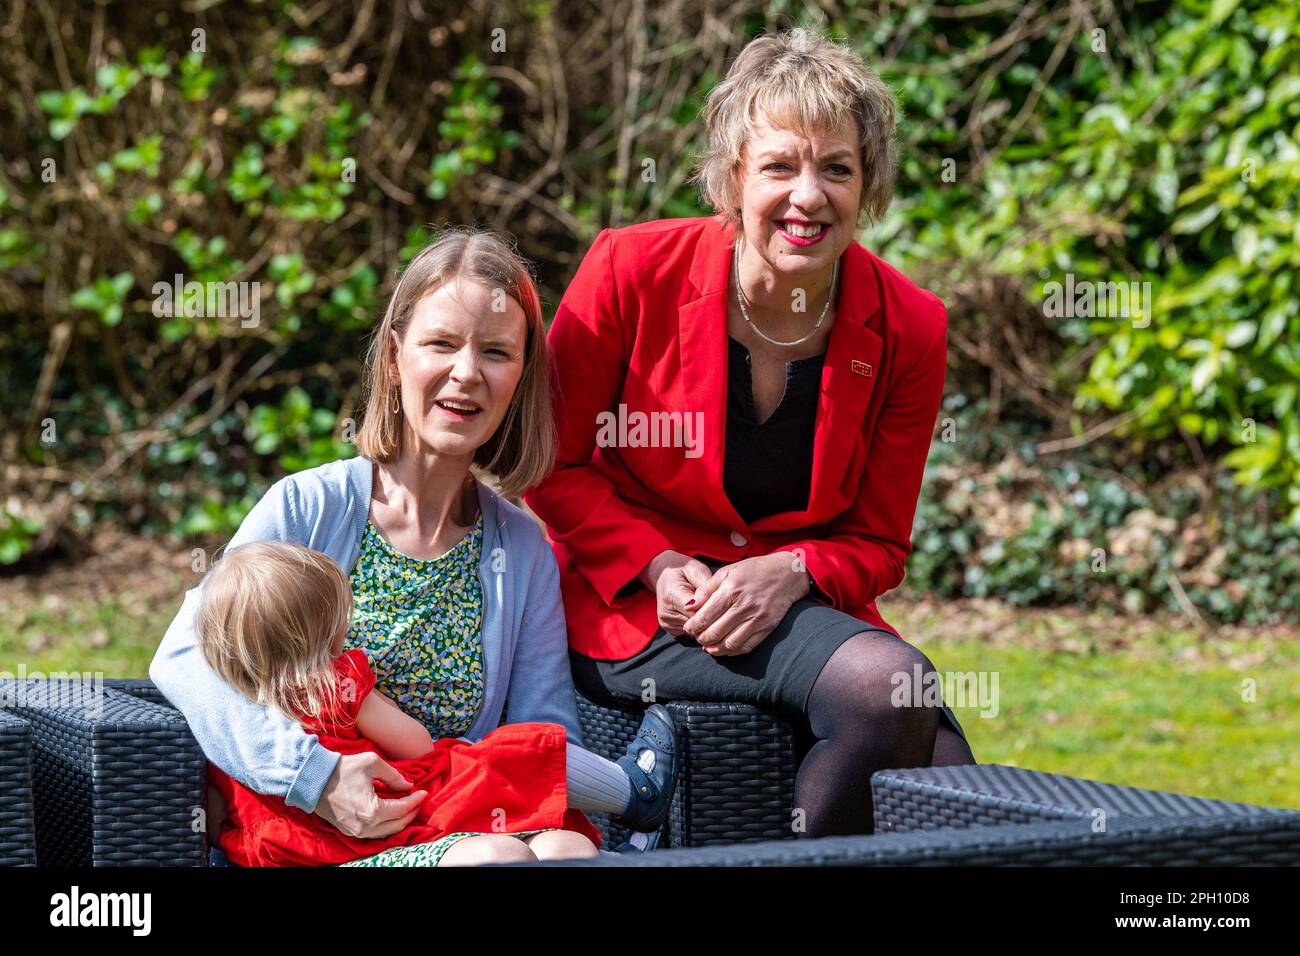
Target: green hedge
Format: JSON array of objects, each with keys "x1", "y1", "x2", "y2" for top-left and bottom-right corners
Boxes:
[
  {"x1": 910, "y1": 398, "x2": 1300, "y2": 626},
  {"x1": 1, "y1": 2, "x2": 1296, "y2": 622}
]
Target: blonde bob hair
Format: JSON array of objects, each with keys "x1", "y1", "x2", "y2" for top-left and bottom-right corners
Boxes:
[
  {"x1": 692, "y1": 27, "x2": 898, "y2": 226},
  {"x1": 355, "y1": 227, "x2": 556, "y2": 498},
  {"x1": 195, "y1": 541, "x2": 353, "y2": 726}
]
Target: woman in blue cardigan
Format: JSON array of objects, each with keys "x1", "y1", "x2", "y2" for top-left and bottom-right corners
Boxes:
[{"x1": 150, "y1": 228, "x2": 676, "y2": 865}]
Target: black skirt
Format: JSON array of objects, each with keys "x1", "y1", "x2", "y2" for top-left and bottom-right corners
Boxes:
[{"x1": 570, "y1": 598, "x2": 969, "y2": 743}]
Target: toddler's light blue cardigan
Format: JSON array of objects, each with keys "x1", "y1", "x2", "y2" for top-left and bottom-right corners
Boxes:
[{"x1": 149, "y1": 455, "x2": 583, "y2": 813}]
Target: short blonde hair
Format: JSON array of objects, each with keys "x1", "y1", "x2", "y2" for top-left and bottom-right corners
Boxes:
[
  {"x1": 356, "y1": 227, "x2": 556, "y2": 498},
  {"x1": 692, "y1": 27, "x2": 898, "y2": 226},
  {"x1": 195, "y1": 541, "x2": 353, "y2": 726}
]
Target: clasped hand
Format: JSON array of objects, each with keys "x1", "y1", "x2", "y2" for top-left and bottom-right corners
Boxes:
[{"x1": 647, "y1": 551, "x2": 810, "y2": 657}]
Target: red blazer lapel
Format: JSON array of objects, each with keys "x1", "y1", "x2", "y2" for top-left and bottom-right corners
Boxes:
[
  {"x1": 677, "y1": 218, "x2": 743, "y2": 529},
  {"x1": 806, "y1": 244, "x2": 883, "y2": 518},
  {"x1": 757, "y1": 241, "x2": 884, "y2": 530}
]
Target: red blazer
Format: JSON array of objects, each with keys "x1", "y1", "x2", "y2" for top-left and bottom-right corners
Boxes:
[{"x1": 524, "y1": 215, "x2": 948, "y2": 661}]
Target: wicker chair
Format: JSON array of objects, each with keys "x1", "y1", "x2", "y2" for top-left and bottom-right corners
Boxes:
[
  {"x1": 573, "y1": 696, "x2": 1300, "y2": 862},
  {"x1": 0, "y1": 678, "x2": 206, "y2": 866},
  {"x1": 131, "y1": 682, "x2": 810, "y2": 854},
  {"x1": 528, "y1": 812, "x2": 1300, "y2": 866},
  {"x1": 871, "y1": 764, "x2": 1296, "y2": 834},
  {"x1": 1, "y1": 677, "x2": 807, "y2": 863},
  {"x1": 0, "y1": 709, "x2": 38, "y2": 866},
  {"x1": 4, "y1": 677, "x2": 1297, "y2": 866},
  {"x1": 575, "y1": 692, "x2": 801, "y2": 848}
]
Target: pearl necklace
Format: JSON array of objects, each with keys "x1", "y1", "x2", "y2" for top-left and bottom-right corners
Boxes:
[{"x1": 733, "y1": 239, "x2": 839, "y2": 348}]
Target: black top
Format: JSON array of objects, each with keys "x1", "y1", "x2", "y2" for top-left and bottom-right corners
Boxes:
[{"x1": 722, "y1": 337, "x2": 825, "y2": 525}]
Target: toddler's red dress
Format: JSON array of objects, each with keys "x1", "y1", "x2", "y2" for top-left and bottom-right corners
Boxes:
[{"x1": 208, "y1": 648, "x2": 600, "y2": 866}]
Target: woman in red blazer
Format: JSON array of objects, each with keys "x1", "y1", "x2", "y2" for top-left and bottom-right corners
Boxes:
[{"x1": 525, "y1": 28, "x2": 976, "y2": 837}]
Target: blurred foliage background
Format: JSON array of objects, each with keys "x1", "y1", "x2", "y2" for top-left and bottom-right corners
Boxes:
[{"x1": 1, "y1": 0, "x2": 1297, "y2": 626}]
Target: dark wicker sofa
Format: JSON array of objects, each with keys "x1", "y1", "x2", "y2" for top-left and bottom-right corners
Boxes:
[{"x1": 1, "y1": 677, "x2": 1296, "y2": 866}]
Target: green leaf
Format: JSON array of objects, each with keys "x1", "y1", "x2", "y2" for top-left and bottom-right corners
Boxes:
[
  {"x1": 1233, "y1": 225, "x2": 1258, "y2": 265},
  {"x1": 1172, "y1": 204, "x2": 1221, "y2": 234},
  {"x1": 110, "y1": 272, "x2": 134, "y2": 298},
  {"x1": 309, "y1": 408, "x2": 336, "y2": 433},
  {"x1": 1224, "y1": 321, "x2": 1256, "y2": 349},
  {"x1": 69, "y1": 287, "x2": 102, "y2": 310},
  {"x1": 37, "y1": 90, "x2": 71, "y2": 115},
  {"x1": 1209, "y1": 0, "x2": 1242, "y2": 27},
  {"x1": 284, "y1": 387, "x2": 312, "y2": 419},
  {"x1": 1151, "y1": 169, "x2": 1179, "y2": 214}
]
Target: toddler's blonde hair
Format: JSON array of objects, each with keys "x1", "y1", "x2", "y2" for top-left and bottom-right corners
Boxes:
[{"x1": 195, "y1": 540, "x2": 354, "y2": 726}]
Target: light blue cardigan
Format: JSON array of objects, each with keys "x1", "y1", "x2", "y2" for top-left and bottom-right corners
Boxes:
[{"x1": 148, "y1": 455, "x2": 583, "y2": 813}]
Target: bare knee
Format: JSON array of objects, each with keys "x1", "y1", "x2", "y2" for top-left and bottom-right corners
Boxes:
[
  {"x1": 438, "y1": 834, "x2": 537, "y2": 867},
  {"x1": 525, "y1": 829, "x2": 600, "y2": 861}
]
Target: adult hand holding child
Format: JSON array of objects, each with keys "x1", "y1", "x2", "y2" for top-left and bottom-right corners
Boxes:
[{"x1": 315, "y1": 753, "x2": 427, "y2": 840}]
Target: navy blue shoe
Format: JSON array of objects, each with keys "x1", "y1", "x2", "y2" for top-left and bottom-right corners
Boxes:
[
  {"x1": 612, "y1": 704, "x2": 678, "y2": 834},
  {"x1": 612, "y1": 829, "x2": 665, "y2": 853}
]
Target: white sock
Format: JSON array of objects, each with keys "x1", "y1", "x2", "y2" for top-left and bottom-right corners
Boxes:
[{"x1": 566, "y1": 743, "x2": 634, "y2": 814}]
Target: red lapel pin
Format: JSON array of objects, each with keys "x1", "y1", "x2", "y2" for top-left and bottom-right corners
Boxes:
[{"x1": 851, "y1": 360, "x2": 873, "y2": 377}]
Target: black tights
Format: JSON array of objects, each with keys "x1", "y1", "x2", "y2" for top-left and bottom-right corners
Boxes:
[{"x1": 797, "y1": 632, "x2": 976, "y2": 837}]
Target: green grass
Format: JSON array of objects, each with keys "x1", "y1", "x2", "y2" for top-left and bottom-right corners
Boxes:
[
  {"x1": 914, "y1": 633, "x2": 1300, "y2": 810},
  {"x1": 2, "y1": 595, "x2": 1296, "y2": 810},
  {"x1": 0, "y1": 597, "x2": 174, "y2": 680}
]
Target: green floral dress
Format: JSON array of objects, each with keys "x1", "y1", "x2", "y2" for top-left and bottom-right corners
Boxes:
[
  {"x1": 347, "y1": 515, "x2": 487, "y2": 738},
  {"x1": 337, "y1": 514, "x2": 549, "y2": 868}
]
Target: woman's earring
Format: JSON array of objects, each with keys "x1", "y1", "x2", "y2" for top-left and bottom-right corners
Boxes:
[{"x1": 390, "y1": 386, "x2": 401, "y2": 415}]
